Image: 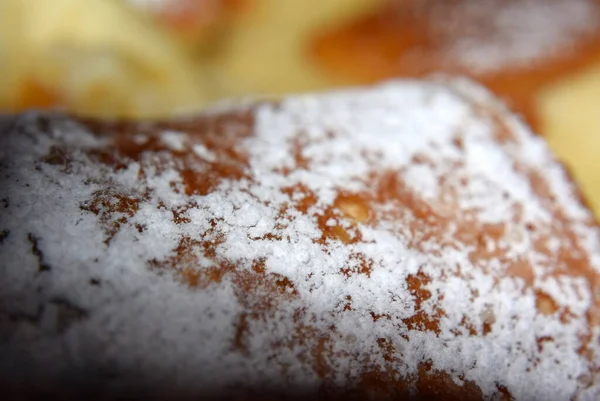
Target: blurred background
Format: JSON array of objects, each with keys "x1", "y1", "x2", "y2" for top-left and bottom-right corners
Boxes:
[{"x1": 1, "y1": 0, "x2": 599, "y2": 213}]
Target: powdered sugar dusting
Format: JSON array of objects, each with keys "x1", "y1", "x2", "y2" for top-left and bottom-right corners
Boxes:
[
  {"x1": 192, "y1": 143, "x2": 217, "y2": 162},
  {"x1": 1, "y1": 78, "x2": 599, "y2": 399},
  {"x1": 161, "y1": 130, "x2": 187, "y2": 151}
]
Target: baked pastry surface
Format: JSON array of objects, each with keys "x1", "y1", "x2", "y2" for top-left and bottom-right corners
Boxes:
[{"x1": 1, "y1": 79, "x2": 599, "y2": 400}]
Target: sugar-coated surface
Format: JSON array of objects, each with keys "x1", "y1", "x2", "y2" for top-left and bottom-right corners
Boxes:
[{"x1": 1, "y1": 79, "x2": 599, "y2": 400}]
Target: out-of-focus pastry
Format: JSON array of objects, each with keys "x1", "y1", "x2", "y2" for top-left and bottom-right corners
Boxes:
[
  {"x1": 310, "y1": 0, "x2": 600, "y2": 214},
  {"x1": 1, "y1": 78, "x2": 599, "y2": 400},
  {"x1": 311, "y1": 0, "x2": 600, "y2": 129},
  {"x1": 0, "y1": 0, "x2": 209, "y2": 119}
]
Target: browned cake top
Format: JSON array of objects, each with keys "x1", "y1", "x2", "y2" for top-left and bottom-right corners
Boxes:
[{"x1": 1, "y1": 78, "x2": 599, "y2": 400}]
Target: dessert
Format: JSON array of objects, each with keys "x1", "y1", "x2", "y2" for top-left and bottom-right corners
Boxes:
[
  {"x1": 0, "y1": 0, "x2": 209, "y2": 118},
  {"x1": 311, "y1": 0, "x2": 600, "y2": 130},
  {"x1": 1, "y1": 79, "x2": 599, "y2": 400}
]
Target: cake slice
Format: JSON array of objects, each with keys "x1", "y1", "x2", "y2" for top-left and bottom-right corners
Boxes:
[{"x1": 1, "y1": 78, "x2": 599, "y2": 400}]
